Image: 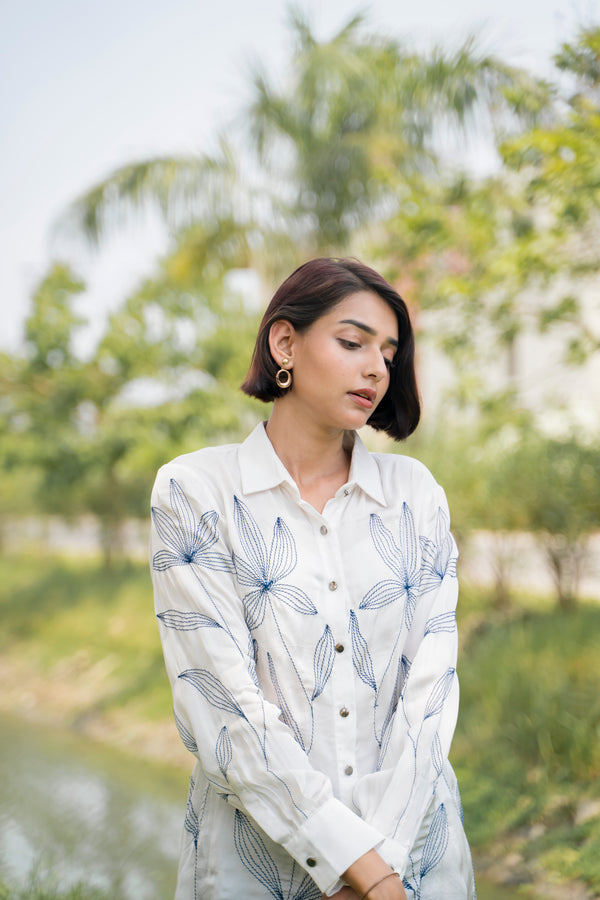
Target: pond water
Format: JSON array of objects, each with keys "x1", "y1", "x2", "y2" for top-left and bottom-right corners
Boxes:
[{"x1": 0, "y1": 714, "x2": 521, "y2": 899}]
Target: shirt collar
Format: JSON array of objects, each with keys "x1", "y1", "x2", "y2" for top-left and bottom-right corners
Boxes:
[{"x1": 239, "y1": 422, "x2": 388, "y2": 507}]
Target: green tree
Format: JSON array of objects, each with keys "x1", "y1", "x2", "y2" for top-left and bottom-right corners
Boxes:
[
  {"x1": 491, "y1": 431, "x2": 600, "y2": 609},
  {"x1": 59, "y1": 8, "x2": 552, "y2": 278}
]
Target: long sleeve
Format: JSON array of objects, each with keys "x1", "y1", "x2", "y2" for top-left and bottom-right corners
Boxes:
[
  {"x1": 150, "y1": 461, "x2": 384, "y2": 894},
  {"x1": 351, "y1": 483, "x2": 460, "y2": 876}
]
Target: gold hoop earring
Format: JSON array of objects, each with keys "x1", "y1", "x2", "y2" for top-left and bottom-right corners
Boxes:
[{"x1": 275, "y1": 358, "x2": 292, "y2": 389}]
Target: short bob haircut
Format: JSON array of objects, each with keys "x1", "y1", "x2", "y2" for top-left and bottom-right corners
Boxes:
[{"x1": 241, "y1": 257, "x2": 420, "y2": 441}]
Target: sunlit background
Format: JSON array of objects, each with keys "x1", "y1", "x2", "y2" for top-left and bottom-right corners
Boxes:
[{"x1": 1, "y1": 1, "x2": 599, "y2": 898}]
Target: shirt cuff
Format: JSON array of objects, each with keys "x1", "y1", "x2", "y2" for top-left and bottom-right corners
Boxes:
[
  {"x1": 375, "y1": 837, "x2": 410, "y2": 878},
  {"x1": 284, "y1": 797, "x2": 384, "y2": 893}
]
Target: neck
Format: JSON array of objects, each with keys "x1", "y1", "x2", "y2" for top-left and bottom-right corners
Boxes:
[{"x1": 265, "y1": 401, "x2": 352, "y2": 494}]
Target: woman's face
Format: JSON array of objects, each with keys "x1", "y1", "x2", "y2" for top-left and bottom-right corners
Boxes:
[{"x1": 280, "y1": 290, "x2": 398, "y2": 433}]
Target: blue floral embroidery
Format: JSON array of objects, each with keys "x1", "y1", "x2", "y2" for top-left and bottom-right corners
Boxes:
[
  {"x1": 184, "y1": 777, "x2": 209, "y2": 900},
  {"x1": 312, "y1": 625, "x2": 335, "y2": 700},
  {"x1": 179, "y1": 668, "x2": 246, "y2": 717},
  {"x1": 267, "y1": 651, "x2": 305, "y2": 749},
  {"x1": 424, "y1": 668, "x2": 456, "y2": 720},
  {"x1": 424, "y1": 611, "x2": 456, "y2": 635},
  {"x1": 349, "y1": 611, "x2": 377, "y2": 691},
  {"x1": 233, "y1": 496, "x2": 316, "y2": 752},
  {"x1": 157, "y1": 609, "x2": 222, "y2": 630},
  {"x1": 361, "y1": 504, "x2": 421, "y2": 628},
  {"x1": 403, "y1": 803, "x2": 449, "y2": 898},
  {"x1": 419, "y1": 507, "x2": 457, "y2": 595},
  {"x1": 377, "y1": 654, "x2": 412, "y2": 767},
  {"x1": 175, "y1": 710, "x2": 199, "y2": 753},
  {"x1": 151, "y1": 478, "x2": 235, "y2": 572},
  {"x1": 216, "y1": 726, "x2": 232, "y2": 779},
  {"x1": 233, "y1": 496, "x2": 317, "y2": 628},
  {"x1": 234, "y1": 810, "x2": 321, "y2": 900},
  {"x1": 389, "y1": 668, "x2": 457, "y2": 829}
]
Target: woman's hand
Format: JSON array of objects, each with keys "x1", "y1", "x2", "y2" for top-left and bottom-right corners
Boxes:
[
  {"x1": 323, "y1": 876, "x2": 407, "y2": 900},
  {"x1": 330, "y1": 849, "x2": 407, "y2": 900}
]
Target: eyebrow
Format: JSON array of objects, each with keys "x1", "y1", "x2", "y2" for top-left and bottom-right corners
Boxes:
[{"x1": 339, "y1": 318, "x2": 399, "y2": 348}]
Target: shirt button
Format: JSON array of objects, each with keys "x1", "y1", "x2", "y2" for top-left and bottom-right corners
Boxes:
[
  {"x1": 343, "y1": 488, "x2": 351, "y2": 496},
  {"x1": 339, "y1": 707, "x2": 350, "y2": 718},
  {"x1": 329, "y1": 581, "x2": 338, "y2": 591},
  {"x1": 335, "y1": 643, "x2": 344, "y2": 653},
  {"x1": 320, "y1": 525, "x2": 328, "y2": 535},
  {"x1": 306, "y1": 858, "x2": 317, "y2": 867},
  {"x1": 344, "y1": 765, "x2": 354, "y2": 776}
]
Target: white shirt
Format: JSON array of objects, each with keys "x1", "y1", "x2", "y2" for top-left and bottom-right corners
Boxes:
[{"x1": 150, "y1": 423, "x2": 475, "y2": 900}]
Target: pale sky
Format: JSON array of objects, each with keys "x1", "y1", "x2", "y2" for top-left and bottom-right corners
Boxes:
[{"x1": 0, "y1": 0, "x2": 595, "y2": 353}]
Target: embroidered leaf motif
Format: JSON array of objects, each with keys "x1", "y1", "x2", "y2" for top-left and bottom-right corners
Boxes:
[
  {"x1": 349, "y1": 611, "x2": 376, "y2": 692},
  {"x1": 420, "y1": 803, "x2": 449, "y2": 878},
  {"x1": 431, "y1": 731, "x2": 443, "y2": 777},
  {"x1": 294, "y1": 873, "x2": 322, "y2": 900},
  {"x1": 424, "y1": 668, "x2": 455, "y2": 719},
  {"x1": 271, "y1": 584, "x2": 317, "y2": 616},
  {"x1": 174, "y1": 712, "x2": 198, "y2": 753},
  {"x1": 377, "y1": 713, "x2": 394, "y2": 770},
  {"x1": 151, "y1": 479, "x2": 235, "y2": 572},
  {"x1": 424, "y1": 611, "x2": 456, "y2": 635},
  {"x1": 360, "y1": 579, "x2": 404, "y2": 610},
  {"x1": 312, "y1": 625, "x2": 335, "y2": 700},
  {"x1": 398, "y1": 502, "x2": 419, "y2": 574},
  {"x1": 183, "y1": 776, "x2": 208, "y2": 847},
  {"x1": 247, "y1": 636, "x2": 260, "y2": 687},
  {"x1": 184, "y1": 779, "x2": 199, "y2": 843},
  {"x1": 233, "y1": 809, "x2": 284, "y2": 900},
  {"x1": 369, "y1": 514, "x2": 403, "y2": 571},
  {"x1": 157, "y1": 609, "x2": 221, "y2": 630},
  {"x1": 234, "y1": 553, "x2": 264, "y2": 587},
  {"x1": 377, "y1": 652, "x2": 409, "y2": 745},
  {"x1": 364, "y1": 508, "x2": 420, "y2": 627},
  {"x1": 179, "y1": 669, "x2": 245, "y2": 717},
  {"x1": 268, "y1": 518, "x2": 297, "y2": 581},
  {"x1": 233, "y1": 496, "x2": 268, "y2": 577},
  {"x1": 232, "y1": 496, "x2": 314, "y2": 622},
  {"x1": 419, "y1": 507, "x2": 457, "y2": 594},
  {"x1": 243, "y1": 587, "x2": 269, "y2": 630},
  {"x1": 216, "y1": 726, "x2": 232, "y2": 777},
  {"x1": 268, "y1": 652, "x2": 305, "y2": 750}
]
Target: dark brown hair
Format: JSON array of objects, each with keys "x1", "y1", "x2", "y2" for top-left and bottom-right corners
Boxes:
[{"x1": 241, "y1": 257, "x2": 420, "y2": 441}]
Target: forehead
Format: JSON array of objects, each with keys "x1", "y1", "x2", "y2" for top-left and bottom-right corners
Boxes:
[{"x1": 326, "y1": 290, "x2": 398, "y2": 337}]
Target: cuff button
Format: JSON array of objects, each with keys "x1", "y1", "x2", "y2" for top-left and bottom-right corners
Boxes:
[{"x1": 306, "y1": 858, "x2": 317, "y2": 867}]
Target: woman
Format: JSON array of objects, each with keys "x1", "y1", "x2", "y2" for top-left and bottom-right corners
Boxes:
[{"x1": 150, "y1": 258, "x2": 476, "y2": 900}]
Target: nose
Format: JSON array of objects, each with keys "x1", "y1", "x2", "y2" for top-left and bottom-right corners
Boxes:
[{"x1": 365, "y1": 347, "x2": 389, "y2": 382}]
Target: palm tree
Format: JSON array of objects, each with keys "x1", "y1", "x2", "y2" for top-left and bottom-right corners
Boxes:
[{"x1": 60, "y1": 6, "x2": 553, "y2": 267}]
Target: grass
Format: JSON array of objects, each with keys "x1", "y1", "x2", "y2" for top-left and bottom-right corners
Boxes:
[
  {"x1": 453, "y1": 589, "x2": 600, "y2": 894},
  {"x1": 1, "y1": 552, "x2": 599, "y2": 895},
  {"x1": 0, "y1": 552, "x2": 173, "y2": 731},
  {"x1": 0, "y1": 875, "x2": 114, "y2": 900}
]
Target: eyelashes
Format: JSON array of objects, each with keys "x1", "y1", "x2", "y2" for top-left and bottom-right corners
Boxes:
[{"x1": 338, "y1": 339, "x2": 395, "y2": 370}]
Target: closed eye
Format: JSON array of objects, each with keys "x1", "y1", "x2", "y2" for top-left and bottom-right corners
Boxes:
[{"x1": 339, "y1": 338, "x2": 395, "y2": 370}]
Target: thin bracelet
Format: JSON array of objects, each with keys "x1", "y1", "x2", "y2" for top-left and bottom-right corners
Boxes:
[{"x1": 358, "y1": 871, "x2": 400, "y2": 900}]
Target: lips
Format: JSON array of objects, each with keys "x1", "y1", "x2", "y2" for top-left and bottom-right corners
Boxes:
[{"x1": 348, "y1": 388, "x2": 376, "y2": 410}]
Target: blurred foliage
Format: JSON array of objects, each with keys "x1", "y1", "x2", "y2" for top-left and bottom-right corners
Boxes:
[
  {"x1": 0, "y1": 876, "x2": 114, "y2": 900},
  {"x1": 1, "y1": 12, "x2": 599, "y2": 602},
  {"x1": 454, "y1": 594, "x2": 600, "y2": 893}
]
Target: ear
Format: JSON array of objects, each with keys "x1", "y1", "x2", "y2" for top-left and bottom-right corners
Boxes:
[{"x1": 268, "y1": 319, "x2": 296, "y2": 366}]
